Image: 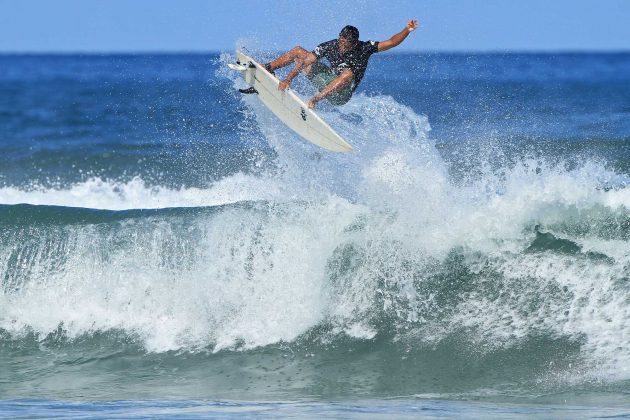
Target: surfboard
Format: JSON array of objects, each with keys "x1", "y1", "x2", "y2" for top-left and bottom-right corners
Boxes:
[{"x1": 228, "y1": 51, "x2": 353, "y2": 153}]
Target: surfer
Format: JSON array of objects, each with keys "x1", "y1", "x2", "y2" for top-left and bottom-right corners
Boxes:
[{"x1": 264, "y1": 20, "x2": 419, "y2": 109}]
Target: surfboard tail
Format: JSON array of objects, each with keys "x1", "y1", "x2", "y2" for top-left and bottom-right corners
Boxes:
[{"x1": 227, "y1": 63, "x2": 247, "y2": 72}]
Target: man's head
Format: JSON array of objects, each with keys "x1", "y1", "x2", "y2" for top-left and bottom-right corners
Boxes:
[{"x1": 339, "y1": 25, "x2": 359, "y2": 51}]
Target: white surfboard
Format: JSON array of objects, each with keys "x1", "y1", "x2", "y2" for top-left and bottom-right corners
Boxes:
[{"x1": 228, "y1": 51, "x2": 353, "y2": 153}]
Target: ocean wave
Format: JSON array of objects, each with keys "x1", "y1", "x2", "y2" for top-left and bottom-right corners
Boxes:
[{"x1": 1, "y1": 80, "x2": 630, "y2": 391}]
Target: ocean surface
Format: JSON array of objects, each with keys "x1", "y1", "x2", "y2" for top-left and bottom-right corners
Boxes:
[{"x1": 1, "y1": 51, "x2": 630, "y2": 418}]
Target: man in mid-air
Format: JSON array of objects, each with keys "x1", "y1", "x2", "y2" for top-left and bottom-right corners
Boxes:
[{"x1": 264, "y1": 20, "x2": 419, "y2": 109}]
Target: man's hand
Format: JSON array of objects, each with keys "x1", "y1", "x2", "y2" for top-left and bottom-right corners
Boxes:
[
  {"x1": 307, "y1": 95, "x2": 321, "y2": 109},
  {"x1": 378, "y1": 19, "x2": 419, "y2": 52},
  {"x1": 278, "y1": 79, "x2": 291, "y2": 91},
  {"x1": 406, "y1": 20, "x2": 419, "y2": 32}
]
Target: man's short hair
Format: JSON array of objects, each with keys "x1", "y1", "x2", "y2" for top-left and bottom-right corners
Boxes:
[{"x1": 339, "y1": 25, "x2": 359, "y2": 42}]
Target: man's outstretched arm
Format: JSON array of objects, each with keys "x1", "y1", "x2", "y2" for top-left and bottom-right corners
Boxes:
[{"x1": 377, "y1": 20, "x2": 419, "y2": 52}]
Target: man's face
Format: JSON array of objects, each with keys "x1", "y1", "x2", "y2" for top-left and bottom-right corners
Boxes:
[{"x1": 339, "y1": 36, "x2": 356, "y2": 52}]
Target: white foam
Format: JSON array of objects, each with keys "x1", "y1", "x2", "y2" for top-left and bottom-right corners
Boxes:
[{"x1": 0, "y1": 173, "x2": 286, "y2": 210}]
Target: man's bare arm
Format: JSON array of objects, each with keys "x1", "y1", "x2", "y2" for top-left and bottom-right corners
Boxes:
[
  {"x1": 377, "y1": 20, "x2": 419, "y2": 52},
  {"x1": 307, "y1": 69, "x2": 353, "y2": 109}
]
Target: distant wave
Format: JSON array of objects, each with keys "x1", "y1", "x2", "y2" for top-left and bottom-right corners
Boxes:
[{"x1": 0, "y1": 174, "x2": 285, "y2": 210}]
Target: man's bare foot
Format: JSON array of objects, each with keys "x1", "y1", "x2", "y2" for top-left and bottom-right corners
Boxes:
[{"x1": 263, "y1": 63, "x2": 275, "y2": 75}]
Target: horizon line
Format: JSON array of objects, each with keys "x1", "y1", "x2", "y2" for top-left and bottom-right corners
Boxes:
[{"x1": 1, "y1": 48, "x2": 629, "y2": 56}]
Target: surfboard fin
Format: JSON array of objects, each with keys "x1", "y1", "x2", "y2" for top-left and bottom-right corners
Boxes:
[{"x1": 238, "y1": 87, "x2": 258, "y2": 95}]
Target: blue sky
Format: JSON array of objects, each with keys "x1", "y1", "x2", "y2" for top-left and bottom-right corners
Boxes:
[{"x1": 1, "y1": 0, "x2": 628, "y2": 53}]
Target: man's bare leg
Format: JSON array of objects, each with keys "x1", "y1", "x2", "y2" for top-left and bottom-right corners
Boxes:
[{"x1": 266, "y1": 46, "x2": 312, "y2": 72}]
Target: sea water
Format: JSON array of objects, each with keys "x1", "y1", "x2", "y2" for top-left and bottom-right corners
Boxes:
[{"x1": 1, "y1": 52, "x2": 629, "y2": 418}]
